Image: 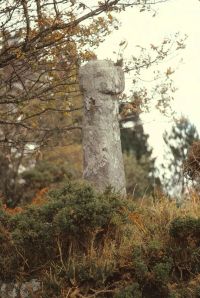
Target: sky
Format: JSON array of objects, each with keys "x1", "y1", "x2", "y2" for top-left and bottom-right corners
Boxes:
[{"x1": 94, "y1": 0, "x2": 200, "y2": 164}]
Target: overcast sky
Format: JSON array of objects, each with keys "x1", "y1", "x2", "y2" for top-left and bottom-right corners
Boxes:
[{"x1": 94, "y1": 0, "x2": 200, "y2": 163}]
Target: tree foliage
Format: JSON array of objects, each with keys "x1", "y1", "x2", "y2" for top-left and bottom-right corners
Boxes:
[
  {"x1": 0, "y1": 0, "x2": 172, "y2": 205},
  {"x1": 161, "y1": 117, "x2": 199, "y2": 196},
  {"x1": 123, "y1": 153, "x2": 156, "y2": 197},
  {"x1": 0, "y1": 0, "x2": 169, "y2": 149},
  {"x1": 118, "y1": 32, "x2": 187, "y2": 119},
  {"x1": 184, "y1": 140, "x2": 200, "y2": 186},
  {"x1": 120, "y1": 112, "x2": 153, "y2": 160},
  {"x1": 120, "y1": 112, "x2": 157, "y2": 197}
]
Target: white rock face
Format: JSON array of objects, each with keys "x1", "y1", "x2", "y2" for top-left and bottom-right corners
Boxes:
[{"x1": 79, "y1": 60, "x2": 126, "y2": 195}]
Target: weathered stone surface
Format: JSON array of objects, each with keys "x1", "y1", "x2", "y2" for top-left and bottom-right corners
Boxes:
[
  {"x1": 0, "y1": 279, "x2": 41, "y2": 298},
  {"x1": 79, "y1": 60, "x2": 126, "y2": 195},
  {"x1": 20, "y1": 279, "x2": 41, "y2": 298},
  {"x1": 0, "y1": 282, "x2": 19, "y2": 298}
]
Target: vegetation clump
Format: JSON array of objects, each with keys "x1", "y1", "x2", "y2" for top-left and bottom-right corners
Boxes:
[
  {"x1": 169, "y1": 217, "x2": 200, "y2": 242},
  {"x1": 0, "y1": 181, "x2": 133, "y2": 282},
  {"x1": 1, "y1": 182, "x2": 200, "y2": 297}
]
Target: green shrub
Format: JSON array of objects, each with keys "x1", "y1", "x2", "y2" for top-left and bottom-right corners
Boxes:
[
  {"x1": 51, "y1": 183, "x2": 130, "y2": 243},
  {"x1": 0, "y1": 181, "x2": 133, "y2": 280},
  {"x1": 10, "y1": 206, "x2": 55, "y2": 260},
  {"x1": 169, "y1": 217, "x2": 200, "y2": 243},
  {"x1": 133, "y1": 259, "x2": 148, "y2": 281},
  {"x1": 3, "y1": 183, "x2": 200, "y2": 296},
  {"x1": 152, "y1": 262, "x2": 172, "y2": 284},
  {"x1": 130, "y1": 242, "x2": 173, "y2": 298},
  {"x1": 168, "y1": 217, "x2": 200, "y2": 281},
  {"x1": 114, "y1": 283, "x2": 142, "y2": 298}
]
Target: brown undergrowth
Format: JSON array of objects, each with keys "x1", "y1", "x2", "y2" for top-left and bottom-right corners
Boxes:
[{"x1": 1, "y1": 182, "x2": 200, "y2": 297}]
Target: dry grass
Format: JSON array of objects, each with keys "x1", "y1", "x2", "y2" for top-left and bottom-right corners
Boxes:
[{"x1": 2, "y1": 188, "x2": 200, "y2": 297}]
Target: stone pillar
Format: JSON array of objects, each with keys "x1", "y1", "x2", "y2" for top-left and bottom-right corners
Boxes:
[{"x1": 79, "y1": 60, "x2": 126, "y2": 195}]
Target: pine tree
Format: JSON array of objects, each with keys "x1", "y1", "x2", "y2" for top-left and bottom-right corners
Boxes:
[
  {"x1": 120, "y1": 112, "x2": 157, "y2": 197},
  {"x1": 162, "y1": 117, "x2": 199, "y2": 196}
]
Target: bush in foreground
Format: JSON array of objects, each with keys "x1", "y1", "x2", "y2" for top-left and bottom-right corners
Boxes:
[
  {"x1": 1, "y1": 183, "x2": 200, "y2": 297},
  {"x1": 0, "y1": 181, "x2": 132, "y2": 282}
]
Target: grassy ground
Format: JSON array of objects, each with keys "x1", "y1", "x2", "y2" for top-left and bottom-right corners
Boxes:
[{"x1": 1, "y1": 182, "x2": 200, "y2": 297}]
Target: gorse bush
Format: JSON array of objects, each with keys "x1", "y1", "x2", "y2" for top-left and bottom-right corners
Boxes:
[
  {"x1": 169, "y1": 217, "x2": 200, "y2": 242},
  {"x1": 169, "y1": 217, "x2": 200, "y2": 279},
  {"x1": 51, "y1": 183, "x2": 129, "y2": 235},
  {"x1": 0, "y1": 181, "x2": 133, "y2": 281},
  {"x1": 114, "y1": 283, "x2": 142, "y2": 298},
  {"x1": 1, "y1": 183, "x2": 200, "y2": 297}
]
